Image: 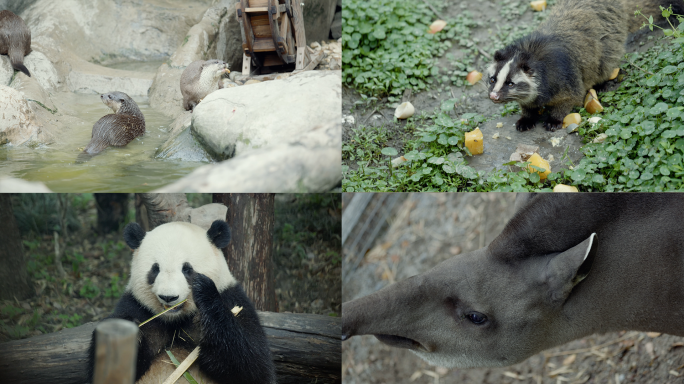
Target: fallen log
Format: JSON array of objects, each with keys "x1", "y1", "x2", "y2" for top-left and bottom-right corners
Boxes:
[{"x1": 0, "y1": 311, "x2": 341, "y2": 384}]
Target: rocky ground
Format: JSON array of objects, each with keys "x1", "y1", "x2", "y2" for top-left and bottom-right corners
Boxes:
[
  {"x1": 0, "y1": 193, "x2": 341, "y2": 344},
  {"x1": 342, "y1": 193, "x2": 684, "y2": 384}
]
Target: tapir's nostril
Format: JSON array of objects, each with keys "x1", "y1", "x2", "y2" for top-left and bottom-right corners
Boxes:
[{"x1": 158, "y1": 295, "x2": 179, "y2": 303}]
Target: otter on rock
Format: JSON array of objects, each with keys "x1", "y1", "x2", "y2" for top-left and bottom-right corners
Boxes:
[
  {"x1": 180, "y1": 59, "x2": 230, "y2": 111},
  {"x1": 0, "y1": 10, "x2": 32, "y2": 77},
  {"x1": 81, "y1": 92, "x2": 146, "y2": 157}
]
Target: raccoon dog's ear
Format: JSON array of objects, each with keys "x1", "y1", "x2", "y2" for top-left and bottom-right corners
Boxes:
[{"x1": 494, "y1": 50, "x2": 506, "y2": 62}]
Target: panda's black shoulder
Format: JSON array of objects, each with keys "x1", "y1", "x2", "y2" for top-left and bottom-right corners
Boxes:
[{"x1": 109, "y1": 291, "x2": 155, "y2": 322}]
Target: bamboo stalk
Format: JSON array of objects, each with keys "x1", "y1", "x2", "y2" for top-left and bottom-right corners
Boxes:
[{"x1": 162, "y1": 347, "x2": 200, "y2": 384}]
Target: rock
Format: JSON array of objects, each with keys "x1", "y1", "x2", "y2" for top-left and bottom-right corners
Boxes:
[
  {"x1": 0, "y1": 56, "x2": 13, "y2": 86},
  {"x1": 23, "y1": 51, "x2": 61, "y2": 91},
  {"x1": 149, "y1": 6, "x2": 228, "y2": 118},
  {"x1": 0, "y1": 85, "x2": 42, "y2": 145},
  {"x1": 10, "y1": 71, "x2": 58, "y2": 113},
  {"x1": 155, "y1": 111, "x2": 212, "y2": 162},
  {"x1": 191, "y1": 70, "x2": 341, "y2": 160},
  {"x1": 0, "y1": 177, "x2": 52, "y2": 192},
  {"x1": 0, "y1": 0, "x2": 39, "y2": 16},
  {"x1": 155, "y1": 119, "x2": 341, "y2": 192},
  {"x1": 190, "y1": 204, "x2": 229, "y2": 231},
  {"x1": 22, "y1": 0, "x2": 209, "y2": 65},
  {"x1": 66, "y1": 59, "x2": 154, "y2": 95}
]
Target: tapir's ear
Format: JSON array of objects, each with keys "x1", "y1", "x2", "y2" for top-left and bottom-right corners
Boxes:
[{"x1": 543, "y1": 233, "x2": 598, "y2": 303}]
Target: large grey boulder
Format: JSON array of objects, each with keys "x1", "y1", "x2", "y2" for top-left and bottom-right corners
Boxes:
[
  {"x1": 149, "y1": 6, "x2": 228, "y2": 119},
  {"x1": 155, "y1": 119, "x2": 341, "y2": 192},
  {"x1": 22, "y1": 0, "x2": 209, "y2": 65},
  {"x1": 302, "y1": 0, "x2": 337, "y2": 43},
  {"x1": 191, "y1": 70, "x2": 341, "y2": 160},
  {"x1": 23, "y1": 51, "x2": 61, "y2": 91},
  {"x1": 0, "y1": 177, "x2": 52, "y2": 192},
  {"x1": 0, "y1": 56, "x2": 13, "y2": 86},
  {"x1": 0, "y1": 85, "x2": 41, "y2": 145}
]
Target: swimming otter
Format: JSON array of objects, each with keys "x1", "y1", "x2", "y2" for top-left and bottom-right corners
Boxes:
[
  {"x1": 0, "y1": 10, "x2": 31, "y2": 77},
  {"x1": 180, "y1": 59, "x2": 230, "y2": 111},
  {"x1": 81, "y1": 92, "x2": 146, "y2": 157}
]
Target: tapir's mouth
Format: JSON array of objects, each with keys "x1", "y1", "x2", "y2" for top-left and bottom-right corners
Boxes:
[{"x1": 374, "y1": 334, "x2": 428, "y2": 352}]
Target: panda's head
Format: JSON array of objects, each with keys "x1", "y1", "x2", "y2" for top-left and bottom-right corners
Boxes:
[{"x1": 123, "y1": 220, "x2": 235, "y2": 320}]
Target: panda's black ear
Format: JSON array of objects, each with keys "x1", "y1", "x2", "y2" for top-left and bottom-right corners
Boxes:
[
  {"x1": 207, "y1": 220, "x2": 231, "y2": 249},
  {"x1": 123, "y1": 222, "x2": 146, "y2": 250}
]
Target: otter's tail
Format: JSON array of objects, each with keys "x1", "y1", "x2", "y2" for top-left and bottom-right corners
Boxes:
[
  {"x1": 622, "y1": 0, "x2": 684, "y2": 33},
  {"x1": 9, "y1": 48, "x2": 30, "y2": 77}
]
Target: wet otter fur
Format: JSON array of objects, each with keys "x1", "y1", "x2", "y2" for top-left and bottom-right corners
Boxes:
[
  {"x1": 180, "y1": 59, "x2": 230, "y2": 111},
  {"x1": 80, "y1": 92, "x2": 146, "y2": 158},
  {"x1": 486, "y1": 0, "x2": 684, "y2": 132},
  {"x1": 0, "y1": 10, "x2": 32, "y2": 77}
]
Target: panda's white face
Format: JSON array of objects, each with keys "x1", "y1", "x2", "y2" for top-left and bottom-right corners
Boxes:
[{"x1": 127, "y1": 222, "x2": 236, "y2": 320}]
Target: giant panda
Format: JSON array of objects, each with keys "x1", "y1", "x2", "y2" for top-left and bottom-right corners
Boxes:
[{"x1": 87, "y1": 220, "x2": 277, "y2": 384}]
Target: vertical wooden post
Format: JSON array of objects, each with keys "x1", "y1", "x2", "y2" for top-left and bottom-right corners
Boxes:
[{"x1": 93, "y1": 319, "x2": 138, "y2": 384}]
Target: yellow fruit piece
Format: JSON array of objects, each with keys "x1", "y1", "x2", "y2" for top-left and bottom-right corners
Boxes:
[
  {"x1": 553, "y1": 184, "x2": 578, "y2": 192},
  {"x1": 583, "y1": 89, "x2": 603, "y2": 114},
  {"x1": 562, "y1": 113, "x2": 581, "y2": 128},
  {"x1": 428, "y1": 20, "x2": 447, "y2": 34},
  {"x1": 527, "y1": 153, "x2": 550, "y2": 180},
  {"x1": 465, "y1": 128, "x2": 484, "y2": 155},
  {"x1": 609, "y1": 68, "x2": 619, "y2": 80},
  {"x1": 466, "y1": 71, "x2": 483, "y2": 85},
  {"x1": 530, "y1": 0, "x2": 547, "y2": 11}
]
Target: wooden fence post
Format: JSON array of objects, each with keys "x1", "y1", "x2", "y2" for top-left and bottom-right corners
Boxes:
[{"x1": 93, "y1": 319, "x2": 138, "y2": 384}]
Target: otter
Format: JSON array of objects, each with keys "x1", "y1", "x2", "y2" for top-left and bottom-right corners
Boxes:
[
  {"x1": 0, "y1": 10, "x2": 32, "y2": 77},
  {"x1": 80, "y1": 92, "x2": 146, "y2": 158},
  {"x1": 180, "y1": 59, "x2": 230, "y2": 111}
]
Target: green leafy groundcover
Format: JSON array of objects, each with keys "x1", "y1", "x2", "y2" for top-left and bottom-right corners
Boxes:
[
  {"x1": 342, "y1": 0, "x2": 478, "y2": 101},
  {"x1": 343, "y1": 36, "x2": 684, "y2": 192}
]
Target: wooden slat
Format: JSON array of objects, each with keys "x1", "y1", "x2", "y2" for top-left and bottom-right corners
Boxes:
[
  {"x1": 242, "y1": 53, "x2": 251, "y2": 75},
  {"x1": 249, "y1": 0, "x2": 268, "y2": 7},
  {"x1": 252, "y1": 14, "x2": 271, "y2": 38},
  {"x1": 263, "y1": 53, "x2": 285, "y2": 67},
  {"x1": 245, "y1": 7, "x2": 268, "y2": 12},
  {"x1": 253, "y1": 38, "x2": 276, "y2": 52}
]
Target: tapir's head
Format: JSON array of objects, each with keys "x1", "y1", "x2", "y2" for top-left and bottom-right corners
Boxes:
[{"x1": 342, "y1": 233, "x2": 597, "y2": 368}]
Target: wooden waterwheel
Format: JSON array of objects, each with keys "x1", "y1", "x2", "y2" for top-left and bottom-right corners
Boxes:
[{"x1": 236, "y1": 0, "x2": 310, "y2": 75}]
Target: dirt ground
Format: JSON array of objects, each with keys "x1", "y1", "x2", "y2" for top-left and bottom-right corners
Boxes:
[
  {"x1": 342, "y1": 193, "x2": 684, "y2": 384},
  {"x1": 0, "y1": 193, "x2": 341, "y2": 344},
  {"x1": 342, "y1": 0, "x2": 667, "y2": 174}
]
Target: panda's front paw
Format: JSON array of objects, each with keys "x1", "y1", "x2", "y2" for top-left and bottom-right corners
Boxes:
[{"x1": 192, "y1": 273, "x2": 220, "y2": 309}]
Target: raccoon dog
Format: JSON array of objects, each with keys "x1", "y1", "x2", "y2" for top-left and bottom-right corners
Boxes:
[{"x1": 486, "y1": 0, "x2": 683, "y2": 132}]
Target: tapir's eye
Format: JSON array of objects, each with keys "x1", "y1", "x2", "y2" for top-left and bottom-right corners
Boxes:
[
  {"x1": 507, "y1": 81, "x2": 514, "y2": 87},
  {"x1": 489, "y1": 77, "x2": 495, "y2": 84},
  {"x1": 467, "y1": 312, "x2": 487, "y2": 325}
]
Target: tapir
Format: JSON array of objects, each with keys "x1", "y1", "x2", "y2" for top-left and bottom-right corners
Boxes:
[{"x1": 342, "y1": 193, "x2": 684, "y2": 368}]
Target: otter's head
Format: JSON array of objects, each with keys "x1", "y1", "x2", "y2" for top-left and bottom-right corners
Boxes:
[
  {"x1": 201, "y1": 60, "x2": 230, "y2": 81},
  {"x1": 100, "y1": 92, "x2": 131, "y2": 113}
]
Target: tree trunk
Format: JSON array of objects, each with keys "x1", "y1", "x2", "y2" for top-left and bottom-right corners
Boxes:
[
  {"x1": 94, "y1": 194, "x2": 129, "y2": 234},
  {"x1": 0, "y1": 195, "x2": 33, "y2": 301},
  {"x1": 134, "y1": 193, "x2": 191, "y2": 231},
  {"x1": 213, "y1": 194, "x2": 277, "y2": 312},
  {"x1": 0, "y1": 312, "x2": 341, "y2": 384}
]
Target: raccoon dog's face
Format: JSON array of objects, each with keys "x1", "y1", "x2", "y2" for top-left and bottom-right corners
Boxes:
[{"x1": 486, "y1": 50, "x2": 538, "y2": 105}]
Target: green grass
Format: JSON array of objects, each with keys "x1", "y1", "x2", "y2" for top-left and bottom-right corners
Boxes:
[{"x1": 343, "y1": 7, "x2": 684, "y2": 192}]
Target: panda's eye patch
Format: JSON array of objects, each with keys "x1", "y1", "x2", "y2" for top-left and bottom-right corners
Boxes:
[
  {"x1": 147, "y1": 263, "x2": 160, "y2": 285},
  {"x1": 182, "y1": 262, "x2": 194, "y2": 277}
]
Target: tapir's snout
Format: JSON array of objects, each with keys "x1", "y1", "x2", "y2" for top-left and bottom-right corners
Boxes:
[{"x1": 342, "y1": 274, "x2": 436, "y2": 352}]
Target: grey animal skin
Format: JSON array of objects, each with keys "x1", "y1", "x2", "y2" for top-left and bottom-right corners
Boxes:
[
  {"x1": 342, "y1": 194, "x2": 684, "y2": 369},
  {"x1": 180, "y1": 59, "x2": 230, "y2": 112},
  {"x1": 0, "y1": 9, "x2": 31, "y2": 77}
]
